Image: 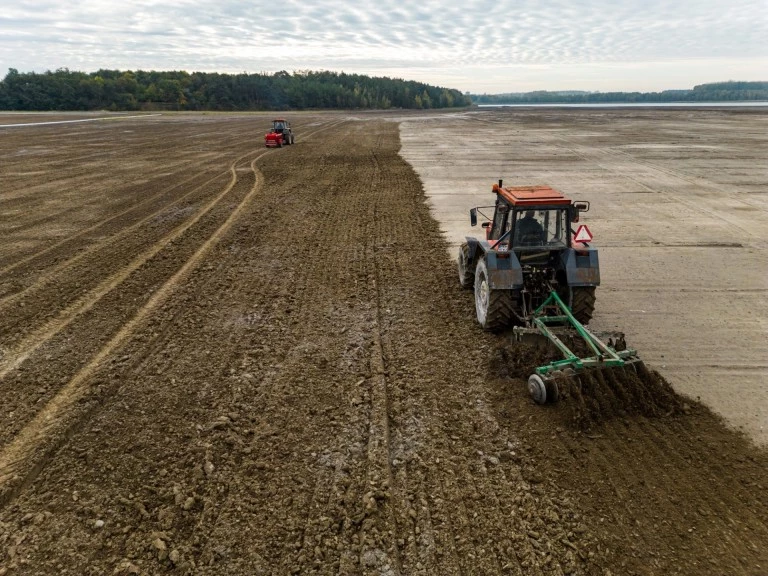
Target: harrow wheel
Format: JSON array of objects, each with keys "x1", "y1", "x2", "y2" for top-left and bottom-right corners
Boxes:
[{"x1": 474, "y1": 258, "x2": 513, "y2": 332}]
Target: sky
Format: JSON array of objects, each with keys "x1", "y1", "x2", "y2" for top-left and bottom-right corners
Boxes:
[{"x1": 1, "y1": 0, "x2": 767, "y2": 94}]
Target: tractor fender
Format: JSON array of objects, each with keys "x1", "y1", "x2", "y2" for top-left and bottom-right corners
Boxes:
[
  {"x1": 466, "y1": 238, "x2": 524, "y2": 290},
  {"x1": 560, "y1": 247, "x2": 600, "y2": 286}
]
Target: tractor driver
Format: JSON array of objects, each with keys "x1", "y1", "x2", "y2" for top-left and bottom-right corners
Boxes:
[{"x1": 516, "y1": 210, "x2": 545, "y2": 245}]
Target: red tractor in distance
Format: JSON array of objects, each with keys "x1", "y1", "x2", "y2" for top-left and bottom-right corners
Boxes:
[{"x1": 265, "y1": 119, "x2": 294, "y2": 148}]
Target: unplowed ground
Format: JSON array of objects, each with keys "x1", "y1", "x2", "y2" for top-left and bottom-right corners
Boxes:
[{"x1": 1, "y1": 113, "x2": 767, "y2": 575}]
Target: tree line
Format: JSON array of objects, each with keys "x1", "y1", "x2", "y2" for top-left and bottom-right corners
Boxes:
[
  {"x1": 471, "y1": 81, "x2": 768, "y2": 104},
  {"x1": 0, "y1": 68, "x2": 471, "y2": 111}
]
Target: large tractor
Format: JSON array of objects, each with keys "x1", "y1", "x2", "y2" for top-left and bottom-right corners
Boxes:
[
  {"x1": 458, "y1": 181, "x2": 597, "y2": 331},
  {"x1": 458, "y1": 181, "x2": 643, "y2": 404}
]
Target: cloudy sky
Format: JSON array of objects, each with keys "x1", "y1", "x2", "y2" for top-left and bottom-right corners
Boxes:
[{"x1": 1, "y1": 0, "x2": 766, "y2": 93}]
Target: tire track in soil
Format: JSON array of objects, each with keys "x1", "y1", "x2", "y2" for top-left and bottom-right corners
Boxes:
[
  {"x1": 0, "y1": 120, "x2": 343, "y2": 502},
  {"x1": 0, "y1": 123, "x2": 308, "y2": 273},
  {"x1": 0, "y1": 118, "x2": 338, "y2": 368},
  {"x1": 0, "y1": 155, "x2": 267, "y2": 504},
  {"x1": 0, "y1": 150, "x2": 260, "y2": 379},
  {"x1": 0, "y1": 167, "x2": 231, "y2": 304},
  {"x1": 355, "y1": 143, "x2": 403, "y2": 576},
  {"x1": 0, "y1": 117, "x2": 301, "y2": 268}
]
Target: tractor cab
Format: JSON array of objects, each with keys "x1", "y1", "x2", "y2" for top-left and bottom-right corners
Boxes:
[
  {"x1": 271, "y1": 119, "x2": 288, "y2": 134},
  {"x1": 473, "y1": 184, "x2": 588, "y2": 253}
]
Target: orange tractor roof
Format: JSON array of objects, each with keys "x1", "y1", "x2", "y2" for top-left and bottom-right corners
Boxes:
[{"x1": 494, "y1": 184, "x2": 572, "y2": 206}]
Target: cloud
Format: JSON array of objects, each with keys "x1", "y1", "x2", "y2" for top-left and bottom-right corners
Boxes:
[{"x1": 1, "y1": 0, "x2": 766, "y2": 92}]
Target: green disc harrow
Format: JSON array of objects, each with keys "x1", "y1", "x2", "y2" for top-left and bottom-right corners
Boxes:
[{"x1": 512, "y1": 290, "x2": 644, "y2": 404}]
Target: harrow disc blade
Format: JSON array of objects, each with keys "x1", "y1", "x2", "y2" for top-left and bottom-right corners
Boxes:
[
  {"x1": 528, "y1": 374, "x2": 548, "y2": 404},
  {"x1": 528, "y1": 373, "x2": 561, "y2": 404}
]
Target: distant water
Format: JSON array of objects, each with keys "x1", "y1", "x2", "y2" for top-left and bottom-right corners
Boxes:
[{"x1": 477, "y1": 102, "x2": 768, "y2": 108}]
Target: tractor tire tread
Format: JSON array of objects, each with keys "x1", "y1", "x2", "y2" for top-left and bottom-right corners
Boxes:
[
  {"x1": 457, "y1": 243, "x2": 475, "y2": 289},
  {"x1": 484, "y1": 290, "x2": 515, "y2": 331},
  {"x1": 571, "y1": 286, "x2": 596, "y2": 324},
  {"x1": 475, "y1": 257, "x2": 514, "y2": 332}
]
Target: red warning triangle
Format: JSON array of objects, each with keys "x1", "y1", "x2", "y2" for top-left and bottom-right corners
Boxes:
[{"x1": 573, "y1": 225, "x2": 593, "y2": 243}]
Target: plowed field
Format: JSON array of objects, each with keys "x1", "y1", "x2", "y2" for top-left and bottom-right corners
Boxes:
[{"x1": 1, "y1": 113, "x2": 767, "y2": 576}]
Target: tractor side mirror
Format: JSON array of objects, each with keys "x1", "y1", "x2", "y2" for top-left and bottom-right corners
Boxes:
[
  {"x1": 470, "y1": 208, "x2": 477, "y2": 226},
  {"x1": 572, "y1": 201, "x2": 590, "y2": 222}
]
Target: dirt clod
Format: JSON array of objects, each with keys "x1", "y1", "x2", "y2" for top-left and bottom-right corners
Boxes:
[{"x1": 493, "y1": 340, "x2": 686, "y2": 429}]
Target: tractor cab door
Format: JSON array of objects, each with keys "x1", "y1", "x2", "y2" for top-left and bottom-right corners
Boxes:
[{"x1": 488, "y1": 203, "x2": 509, "y2": 240}]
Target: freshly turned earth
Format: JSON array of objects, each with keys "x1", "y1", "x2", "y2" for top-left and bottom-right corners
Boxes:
[{"x1": 0, "y1": 110, "x2": 766, "y2": 575}]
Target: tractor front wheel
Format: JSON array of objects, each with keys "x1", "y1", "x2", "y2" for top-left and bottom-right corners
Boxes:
[
  {"x1": 457, "y1": 243, "x2": 475, "y2": 289},
  {"x1": 474, "y1": 258, "x2": 513, "y2": 332}
]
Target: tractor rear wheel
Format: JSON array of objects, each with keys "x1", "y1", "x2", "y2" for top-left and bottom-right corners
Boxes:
[
  {"x1": 570, "y1": 286, "x2": 596, "y2": 324},
  {"x1": 457, "y1": 243, "x2": 475, "y2": 289},
  {"x1": 474, "y1": 258, "x2": 514, "y2": 331}
]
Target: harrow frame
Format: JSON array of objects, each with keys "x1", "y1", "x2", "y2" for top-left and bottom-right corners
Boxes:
[{"x1": 513, "y1": 290, "x2": 643, "y2": 404}]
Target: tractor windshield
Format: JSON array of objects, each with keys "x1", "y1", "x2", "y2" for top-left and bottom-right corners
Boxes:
[{"x1": 511, "y1": 208, "x2": 569, "y2": 248}]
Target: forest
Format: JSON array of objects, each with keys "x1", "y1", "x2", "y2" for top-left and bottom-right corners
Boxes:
[
  {"x1": 471, "y1": 81, "x2": 768, "y2": 104},
  {"x1": 0, "y1": 68, "x2": 471, "y2": 111}
]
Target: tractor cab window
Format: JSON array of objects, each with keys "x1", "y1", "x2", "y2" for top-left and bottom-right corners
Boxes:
[
  {"x1": 512, "y1": 208, "x2": 568, "y2": 248},
  {"x1": 489, "y1": 205, "x2": 507, "y2": 240},
  {"x1": 273, "y1": 122, "x2": 285, "y2": 131}
]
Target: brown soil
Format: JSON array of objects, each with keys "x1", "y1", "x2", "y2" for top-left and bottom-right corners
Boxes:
[
  {"x1": 0, "y1": 113, "x2": 767, "y2": 575},
  {"x1": 491, "y1": 341, "x2": 685, "y2": 429}
]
